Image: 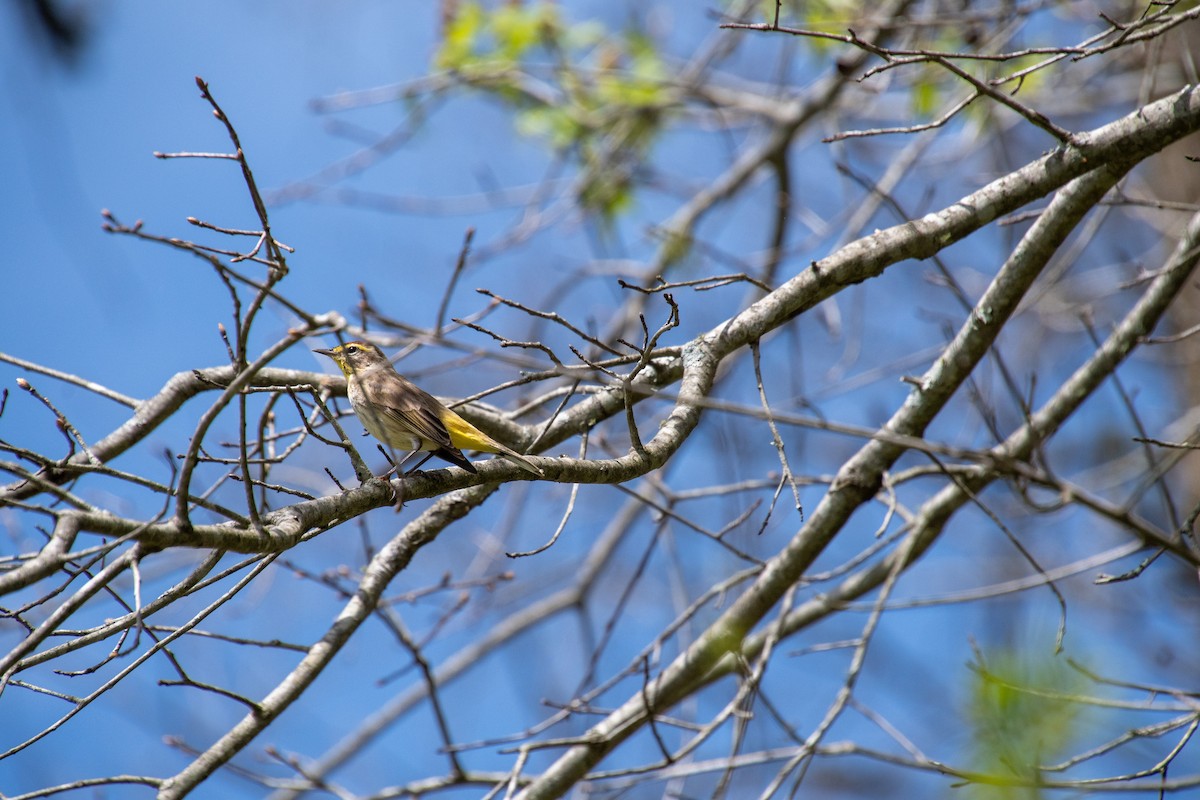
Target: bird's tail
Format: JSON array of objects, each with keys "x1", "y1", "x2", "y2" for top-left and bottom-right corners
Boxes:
[
  {"x1": 496, "y1": 448, "x2": 544, "y2": 477},
  {"x1": 442, "y1": 408, "x2": 545, "y2": 476}
]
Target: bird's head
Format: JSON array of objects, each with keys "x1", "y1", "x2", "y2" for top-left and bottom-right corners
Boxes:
[{"x1": 314, "y1": 340, "x2": 389, "y2": 377}]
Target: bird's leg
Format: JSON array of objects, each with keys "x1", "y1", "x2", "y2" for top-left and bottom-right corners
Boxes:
[
  {"x1": 403, "y1": 452, "x2": 436, "y2": 475},
  {"x1": 385, "y1": 451, "x2": 438, "y2": 511},
  {"x1": 371, "y1": 447, "x2": 419, "y2": 509}
]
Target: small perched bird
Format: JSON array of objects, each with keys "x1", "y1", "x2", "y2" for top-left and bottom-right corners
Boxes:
[{"x1": 315, "y1": 340, "x2": 543, "y2": 477}]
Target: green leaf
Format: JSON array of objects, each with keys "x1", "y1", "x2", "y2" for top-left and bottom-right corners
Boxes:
[
  {"x1": 436, "y1": 2, "x2": 486, "y2": 70},
  {"x1": 515, "y1": 106, "x2": 580, "y2": 149}
]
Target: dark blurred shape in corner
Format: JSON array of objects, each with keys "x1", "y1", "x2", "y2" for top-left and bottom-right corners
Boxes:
[{"x1": 18, "y1": 0, "x2": 88, "y2": 63}]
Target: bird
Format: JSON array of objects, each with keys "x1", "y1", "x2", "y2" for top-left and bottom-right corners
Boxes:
[{"x1": 315, "y1": 340, "x2": 543, "y2": 477}]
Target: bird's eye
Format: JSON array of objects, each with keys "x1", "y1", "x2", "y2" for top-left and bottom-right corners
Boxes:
[{"x1": 346, "y1": 345, "x2": 359, "y2": 354}]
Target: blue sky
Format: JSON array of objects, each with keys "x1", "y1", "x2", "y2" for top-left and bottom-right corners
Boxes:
[{"x1": 4, "y1": 4, "x2": 446, "y2": 389}]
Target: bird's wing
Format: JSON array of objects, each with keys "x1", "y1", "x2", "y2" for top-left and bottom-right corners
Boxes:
[{"x1": 379, "y1": 389, "x2": 455, "y2": 451}]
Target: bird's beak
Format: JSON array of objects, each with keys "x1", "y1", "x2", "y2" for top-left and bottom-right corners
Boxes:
[{"x1": 313, "y1": 348, "x2": 336, "y2": 357}]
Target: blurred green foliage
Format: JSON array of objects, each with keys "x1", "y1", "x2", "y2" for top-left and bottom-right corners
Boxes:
[
  {"x1": 435, "y1": 2, "x2": 670, "y2": 221},
  {"x1": 964, "y1": 647, "x2": 1088, "y2": 799}
]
